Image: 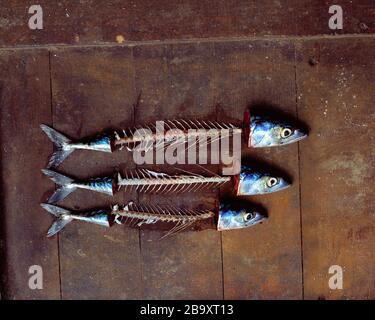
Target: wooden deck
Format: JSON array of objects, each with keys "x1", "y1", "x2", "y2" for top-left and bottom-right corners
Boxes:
[{"x1": 0, "y1": 1, "x2": 374, "y2": 299}]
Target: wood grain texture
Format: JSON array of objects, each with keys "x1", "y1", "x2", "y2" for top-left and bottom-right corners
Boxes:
[
  {"x1": 296, "y1": 38, "x2": 375, "y2": 299},
  {"x1": 50, "y1": 47, "x2": 142, "y2": 299},
  {"x1": 0, "y1": 1, "x2": 373, "y2": 46},
  {"x1": 133, "y1": 42, "x2": 223, "y2": 299},
  {"x1": 0, "y1": 50, "x2": 60, "y2": 299},
  {"x1": 213, "y1": 40, "x2": 303, "y2": 299},
  {"x1": 1, "y1": 3, "x2": 374, "y2": 297}
]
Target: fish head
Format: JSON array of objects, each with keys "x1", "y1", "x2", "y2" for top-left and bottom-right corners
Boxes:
[
  {"x1": 247, "y1": 114, "x2": 307, "y2": 148},
  {"x1": 235, "y1": 165, "x2": 290, "y2": 195},
  {"x1": 217, "y1": 199, "x2": 267, "y2": 231}
]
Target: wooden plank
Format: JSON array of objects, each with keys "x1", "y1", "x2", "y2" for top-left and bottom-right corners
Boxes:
[
  {"x1": 50, "y1": 47, "x2": 142, "y2": 299},
  {"x1": 213, "y1": 40, "x2": 303, "y2": 299},
  {"x1": 133, "y1": 42, "x2": 223, "y2": 299},
  {"x1": 0, "y1": 1, "x2": 373, "y2": 47},
  {"x1": 296, "y1": 38, "x2": 375, "y2": 299},
  {"x1": 0, "y1": 49, "x2": 60, "y2": 299}
]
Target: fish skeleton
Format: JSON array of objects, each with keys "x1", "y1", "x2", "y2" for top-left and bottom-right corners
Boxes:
[
  {"x1": 40, "y1": 111, "x2": 307, "y2": 168},
  {"x1": 42, "y1": 165, "x2": 290, "y2": 203},
  {"x1": 41, "y1": 198, "x2": 267, "y2": 238}
]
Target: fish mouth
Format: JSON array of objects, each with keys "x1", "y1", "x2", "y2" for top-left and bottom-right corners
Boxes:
[
  {"x1": 249, "y1": 212, "x2": 268, "y2": 226},
  {"x1": 282, "y1": 129, "x2": 308, "y2": 145},
  {"x1": 294, "y1": 128, "x2": 308, "y2": 141},
  {"x1": 272, "y1": 179, "x2": 291, "y2": 193}
]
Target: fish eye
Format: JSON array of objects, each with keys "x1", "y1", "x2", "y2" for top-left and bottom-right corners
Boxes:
[
  {"x1": 244, "y1": 212, "x2": 255, "y2": 222},
  {"x1": 266, "y1": 177, "x2": 279, "y2": 188},
  {"x1": 281, "y1": 128, "x2": 292, "y2": 138}
]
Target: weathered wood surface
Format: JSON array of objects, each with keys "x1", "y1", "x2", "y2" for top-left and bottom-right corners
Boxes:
[
  {"x1": 1, "y1": 36, "x2": 374, "y2": 299},
  {"x1": 0, "y1": 50, "x2": 60, "y2": 299},
  {"x1": 50, "y1": 47, "x2": 142, "y2": 299},
  {"x1": 0, "y1": 2, "x2": 374, "y2": 299},
  {"x1": 0, "y1": 1, "x2": 373, "y2": 47},
  {"x1": 213, "y1": 40, "x2": 303, "y2": 299},
  {"x1": 296, "y1": 38, "x2": 375, "y2": 299}
]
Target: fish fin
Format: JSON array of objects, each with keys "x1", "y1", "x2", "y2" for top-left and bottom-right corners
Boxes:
[
  {"x1": 41, "y1": 203, "x2": 70, "y2": 216},
  {"x1": 42, "y1": 169, "x2": 77, "y2": 203},
  {"x1": 42, "y1": 169, "x2": 74, "y2": 185},
  {"x1": 40, "y1": 125, "x2": 74, "y2": 168},
  {"x1": 41, "y1": 203, "x2": 73, "y2": 237},
  {"x1": 48, "y1": 186, "x2": 77, "y2": 204},
  {"x1": 47, "y1": 149, "x2": 74, "y2": 169},
  {"x1": 47, "y1": 217, "x2": 73, "y2": 237},
  {"x1": 40, "y1": 124, "x2": 71, "y2": 147}
]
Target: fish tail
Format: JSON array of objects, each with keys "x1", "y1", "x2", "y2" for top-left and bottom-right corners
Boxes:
[
  {"x1": 42, "y1": 169, "x2": 77, "y2": 203},
  {"x1": 41, "y1": 203, "x2": 74, "y2": 237},
  {"x1": 40, "y1": 124, "x2": 74, "y2": 168}
]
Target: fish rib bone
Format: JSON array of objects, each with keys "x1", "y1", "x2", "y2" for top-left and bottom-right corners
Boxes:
[{"x1": 112, "y1": 204, "x2": 214, "y2": 224}]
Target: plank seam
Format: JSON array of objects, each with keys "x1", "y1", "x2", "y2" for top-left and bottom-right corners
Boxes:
[
  {"x1": 293, "y1": 42, "x2": 305, "y2": 300},
  {"x1": 0, "y1": 33, "x2": 374, "y2": 52},
  {"x1": 0, "y1": 56, "x2": 7, "y2": 299},
  {"x1": 48, "y1": 49, "x2": 63, "y2": 300}
]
